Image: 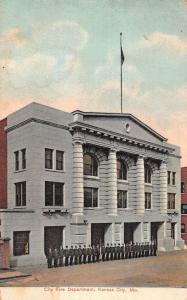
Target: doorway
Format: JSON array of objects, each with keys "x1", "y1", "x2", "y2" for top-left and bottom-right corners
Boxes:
[
  {"x1": 151, "y1": 222, "x2": 161, "y2": 246},
  {"x1": 44, "y1": 226, "x2": 64, "y2": 255},
  {"x1": 91, "y1": 223, "x2": 109, "y2": 246},
  {"x1": 124, "y1": 223, "x2": 139, "y2": 243}
]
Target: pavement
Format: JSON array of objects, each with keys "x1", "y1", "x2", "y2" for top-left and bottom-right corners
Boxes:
[{"x1": 0, "y1": 250, "x2": 187, "y2": 287}]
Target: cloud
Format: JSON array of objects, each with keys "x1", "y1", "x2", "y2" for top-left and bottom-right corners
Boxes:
[
  {"x1": 0, "y1": 28, "x2": 27, "y2": 58},
  {"x1": 136, "y1": 32, "x2": 187, "y2": 55},
  {"x1": 32, "y1": 21, "x2": 89, "y2": 51}
]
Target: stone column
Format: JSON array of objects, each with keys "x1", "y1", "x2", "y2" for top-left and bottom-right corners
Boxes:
[
  {"x1": 107, "y1": 149, "x2": 117, "y2": 215},
  {"x1": 72, "y1": 141, "x2": 84, "y2": 215},
  {"x1": 160, "y1": 161, "x2": 167, "y2": 214},
  {"x1": 136, "y1": 155, "x2": 145, "y2": 214}
]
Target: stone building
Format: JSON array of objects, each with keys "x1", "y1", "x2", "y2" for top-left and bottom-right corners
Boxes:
[
  {"x1": 181, "y1": 167, "x2": 187, "y2": 245},
  {"x1": 0, "y1": 103, "x2": 184, "y2": 266}
]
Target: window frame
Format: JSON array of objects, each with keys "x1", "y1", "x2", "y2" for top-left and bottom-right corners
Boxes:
[
  {"x1": 167, "y1": 171, "x2": 171, "y2": 185},
  {"x1": 117, "y1": 159, "x2": 127, "y2": 181},
  {"x1": 14, "y1": 151, "x2": 19, "y2": 171},
  {"x1": 21, "y1": 148, "x2": 26, "y2": 169},
  {"x1": 45, "y1": 148, "x2": 53, "y2": 169},
  {"x1": 15, "y1": 182, "x2": 26, "y2": 207},
  {"x1": 145, "y1": 192, "x2": 151, "y2": 209},
  {"x1": 172, "y1": 172, "x2": 176, "y2": 186},
  {"x1": 84, "y1": 187, "x2": 98, "y2": 208},
  {"x1": 181, "y1": 204, "x2": 187, "y2": 214},
  {"x1": 83, "y1": 154, "x2": 98, "y2": 177},
  {"x1": 167, "y1": 193, "x2": 175, "y2": 210},
  {"x1": 181, "y1": 182, "x2": 185, "y2": 194},
  {"x1": 13, "y1": 231, "x2": 30, "y2": 256},
  {"x1": 181, "y1": 223, "x2": 185, "y2": 234},
  {"x1": 144, "y1": 165, "x2": 152, "y2": 184},
  {"x1": 56, "y1": 150, "x2": 64, "y2": 171},
  {"x1": 45, "y1": 181, "x2": 64, "y2": 206},
  {"x1": 117, "y1": 190, "x2": 127, "y2": 208}
]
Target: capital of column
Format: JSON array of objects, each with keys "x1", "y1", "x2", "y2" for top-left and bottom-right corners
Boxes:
[{"x1": 72, "y1": 139, "x2": 84, "y2": 146}]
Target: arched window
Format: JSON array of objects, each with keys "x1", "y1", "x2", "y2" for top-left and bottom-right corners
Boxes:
[
  {"x1": 83, "y1": 154, "x2": 98, "y2": 176},
  {"x1": 144, "y1": 165, "x2": 152, "y2": 183},
  {"x1": 117, "y1": 159, "x2": 127, "y2": 180}
]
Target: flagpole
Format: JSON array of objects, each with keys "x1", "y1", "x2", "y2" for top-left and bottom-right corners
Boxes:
[{"x1": 120, "y1": 32, "x2": 123, "y2": 113}]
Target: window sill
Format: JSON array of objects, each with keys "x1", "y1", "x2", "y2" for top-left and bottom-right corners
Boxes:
[
  {"x1": 145, "y1": 209, "x2": 152, "y2": 211},
  {"x1": 117, "y1": 208, "x2": 133, "y2": 211},
  {"x1": 14, "y1": 169, "x2": 26, "y2": 173},
  {"x1": 117, "y1": 180, "x2": 128, "y2": 184},
  {"x1": 168, "y1": 184, "x2": 176, "y2": 187},
  {"x1": 45, "y1": 169, "x2": 65, "y2": 173},
  {"x1": 84, "y1": 175, "x2": 100, "y2": 180},
  {"x1": 144, "y1": 183, "x2": 152, "y2": 187},
  {"x1": 84, "y1": 207, "x2": 103, "y2": 210}
]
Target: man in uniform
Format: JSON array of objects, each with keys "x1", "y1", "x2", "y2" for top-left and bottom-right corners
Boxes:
[
  {"x1": 74, "y1": 246, "x2": 79, "y2": 265},
  {"x1": 69, "y1": 246, "x2": 74, "y2": 266},
  {"x1": 53, "y1": 248, "x2": 59, "y2": 267},
  {"x1": 83, "y1": 245, "x2": 87, "y2": 264},
  {"x1": 46, "y1": 247, "x2": 53, "y2": 268},
  {"x1": 153, "y1": 242, "x2": 157, "y2": 256},
  {"x1": 78, "y1": 245, "x2": 82, "y2": 264},
  {"x1": 126, "y1": 243, "x2": 130, "y2": 259},
  {"x1": 105, "y1": 243, "x2": 110, "y2": 261},
  {"x1": 87, "y1": 245, "x2": 92, "y2": 263},
  {"x1": 114, "y1": 243, "x2": 118, "y2": 260},
  {"x1": 121, "y1": 244, "x2": 125, "y2": 259},
  {"x1": 96, "y1": 244, "x2": 100, "y2": 262},
  {"x1": 92, "y1": 245, "x2": 96, "y2": 263},
  {"x1": 64, "y1": 246, "x2": 69, "y2": 266},
  {"x1": 117, "y1": 243, "x2": 121, "y2": 260},
  {"x1": 59, "y1": 245, "x2": 64, "y2": 267},
  {"x1": 110, "y1": 243, "x2": 114, "y2": 260},
  {"x1": 101, "y1": 243, "x2": 106, "y2": 262}
]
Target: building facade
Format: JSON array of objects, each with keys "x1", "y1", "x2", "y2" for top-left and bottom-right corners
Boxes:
[
  {"x1": 0, "y1": 103, "x2": 184, "y2": 266},
  {"x1": 181, "y1": 167, "x2": 187, "y2": 245}
]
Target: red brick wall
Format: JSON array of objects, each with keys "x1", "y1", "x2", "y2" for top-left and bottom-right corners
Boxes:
[
  {"x1": 0, "y1": 239, "x2": 10, "y2": 269},
  {"x1": 181, "y1": 167, "x2": 187, "y2": 245},
  {"x1": 0, "y1": 118, "x2": 7, "y2": 209}
]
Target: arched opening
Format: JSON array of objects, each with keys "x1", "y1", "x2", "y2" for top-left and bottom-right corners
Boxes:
[
  {"x1": 144, "y1": 164, "x2": 152, "y2": 183},
  {"x1": 117, "y1": 159, "x2": 127, "y2": 180}
]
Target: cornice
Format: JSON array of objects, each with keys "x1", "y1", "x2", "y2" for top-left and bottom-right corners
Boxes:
[
  {"x1": 69, "y1": 121, "x2": 174, "y2": 155},
  {"x1": 5, "y1": 117, "x2": 69, "y2": 132}
]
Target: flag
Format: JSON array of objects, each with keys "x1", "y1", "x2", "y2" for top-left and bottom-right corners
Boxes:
[{"x1": 121, "y1": 46, "x2": 125, "y2": 65}]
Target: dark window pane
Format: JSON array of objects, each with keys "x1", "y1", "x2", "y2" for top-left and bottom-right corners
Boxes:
[
  {"x1": 168, "y1": 193, "x2": 175, "y2": 209},
  {"x1": 181, "y1": 204, "x2": 187, "y2": 214},
  {"x1": 167, "y1": 171, "x2": 171, "y2": 185},
  {"x1": 45, "y1": 181, "x2": 53, "y2": 206},
  {"x1": 181, "y1": 223, "x2": 185, "y2": 234},
  {"x1": 181, "y1": 182, "x2": 185, "y2": 193},
  {"x1": 16, "y1": 183, "x2": 21, "y2": 206},
  {"x1": 172, "y1": 172, "x2": 176, "y2": 185},
  {"x1": 13, "y1": 231, "x2": 29, "y2": 256},
  {"x1": 55, "y1": 183, "x2": 63, "y2": 206},
  {"x1": 83, "y1": 154, "x2": 98, "y2": 176},
  {"x1": 22, "y1": 182, "x2": 26, "y2": 206},
  {"x1": 56, "y1": 151, "x2": 64, "y2": 170},
  {"x1": 117, "y1": 160, "x2": 127, "y2": 180},
  {"x1": 84, "y1": 187, "x2": 92, "y2": 207},
  {"x1": 145, "y1": 165, "x2": 151, "y2": 183},
  {"x1": 21, "y1": 149, "x2": 26, "y2": 169},
  {"x1": 15, "y1": 151, "x2": 19, "y2": 171},
  {"x1": 45, "y1": 149, "x2": 53, "y2": 169},
  {"x1": 93, "y1": 188, "x2": 98, "y2": 207}
]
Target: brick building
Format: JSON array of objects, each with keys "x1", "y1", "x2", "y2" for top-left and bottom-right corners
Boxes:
[
  {"x1": 0, "y1": 102, "x2": 184, "y2": 266},
  {"x1": 181, "y1": 167, "x2": 187, "y2": 245}
]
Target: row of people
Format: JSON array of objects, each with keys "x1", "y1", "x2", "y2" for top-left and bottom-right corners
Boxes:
[{"x1": 46, "y1": 242, "x2": 157, "y2": 268}]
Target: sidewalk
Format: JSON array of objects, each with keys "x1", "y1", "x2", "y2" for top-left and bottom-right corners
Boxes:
[{"x1": 0, "y1": 269, "x2": 31, "y2": 281}]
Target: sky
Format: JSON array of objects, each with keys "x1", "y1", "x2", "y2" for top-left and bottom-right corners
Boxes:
[{"x1": 0, "y1": 0, "x2": 187, "y2": 166}]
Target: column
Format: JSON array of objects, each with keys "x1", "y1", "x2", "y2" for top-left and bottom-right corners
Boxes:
[
  {"x1": 160, "y1": 160, "x2": 167, "y2": 214},
  {"x1": 72, "y1": 141, "x2": 84, "y2": 215},
  {"x1": 107, "y1": 149, "x2": 117, "y2": 215},
  {"x1": 136, "y1": 155, "x2": 145, "y2": 214}
]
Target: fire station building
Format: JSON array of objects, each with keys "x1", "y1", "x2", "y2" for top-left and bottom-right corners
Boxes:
[{"x1": 0, "y1": 103, "x2": 184, "y2": 266}]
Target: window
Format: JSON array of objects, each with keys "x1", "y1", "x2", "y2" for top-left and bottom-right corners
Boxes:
[
  {"x1": 15, "y1": 182, "x2": 26, "y2": 206},
  {"x1": 172, "y1": 172, "x2": 176, "y2": 185},
  {"x1": 181, "y1": 182, "x2": 185, "y2": 194},
  {"x1": 83, "y1": 154, "x2": 98, "y2": 176},
  {"x1": 145, "y1": 165, "x2": 151, "y2": 183},
  {"x1": 21, "y1": 149, "x2": 26, "y2": 169},
  {"x1": 167, "y1": 171, "x2": 171, "y2": 185},
  {"x1": 145, "y1": 192, "x2": 151, "y2": 209},
  {"x1": 84, "y1": 187, "x2": 98, "y2": 207},
  {"x1": 45, "y1": 148, "x2": 53, "y2": 169},
  {"x1": 14, "y1": 151, "x2": 19, "y2": 171},
  {"x1": 45, "y1": 181, "x2": 64, "y2": 206},
  {"x1": 117, "y1": 160, "x2": 127, "y2": 180},
  {"x1": 171, "y1": 223, "x2": 175, "y2": 239},
  {"x1": 181, "y1": 204, "x2": 187, "y2": 214},
  {"x1": 117, "y1": 190, "x2": 127, "y2": 208},
  {"x1": 181, "y1": 223, "x2": 185, "y2": 234},
  {"x1": 168, "y1": 193, "x2": 175, "y2": 209},
  {"x1": 56, "y1": 150, "x2": 64, "y2": 171},
  {"x1": 13, "y1": 231, "x2": 29, "y2": 256}
]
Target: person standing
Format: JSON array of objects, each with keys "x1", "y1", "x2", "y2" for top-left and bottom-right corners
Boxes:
[
  {"x1": 101, "y1": 244, "x2": 106, "y2": 262},
  {"x1": 92, "y1": 245, "x2": 96, "y2": 263},
  {"x1": 121, "y1": 244, "x2": 125, "y2": 259},
  {"x1": 117, "y1": 243, "x2": 121, "y2": 260},
  {"x1": 87, "y1": 245, "x2": 92, "y2": 263},
  {"x1": 110, "y1": 243, "x2": 114, "y2": 260},
  {"x1": 53, "y1": 248, "x2": 59, "y2": 268},
  {"x1": 64, "y1": 246, "x2": 69, "y2": 266},
  {"x1": 59, "y1": 245, "x2": 64, "y2": 267},
  {"x1": 78, "y1": 245, "x2": 82, "y2": 264},
  {"x1": 105, "y1": 243, "x2": 110, "y2": 261},
  {"x1": 96, "y1": 244, "x2": 100, "y2": 262},
  {"x1": 46, "y1": 247, "x2": 53, "y2": 268},
  {"x1": 83, "y1": 245, "x2": 87, "y2": 264},
  {"x1": 74, "y1": 246, "x2": 79, "y2": 265},
  {"x1": 69, "y1": 246, "x2": 74, "y2": 266}
]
